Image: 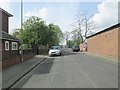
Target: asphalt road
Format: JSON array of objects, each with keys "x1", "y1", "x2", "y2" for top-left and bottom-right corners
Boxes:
[{"x1": 12, "y1": 48, "x2": 118, "y2": 88}]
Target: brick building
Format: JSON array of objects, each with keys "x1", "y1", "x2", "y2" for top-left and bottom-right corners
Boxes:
[
  {"x1": 86, "y1": 23, "x2": 120, "y2": 61},
  {"x1": 0, "y1": 8, "x2": 21, "y2": 68}
]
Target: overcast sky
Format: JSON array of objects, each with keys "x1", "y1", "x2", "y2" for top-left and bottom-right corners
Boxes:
[{"x1": 0, "y1": 0, "x2": 119, "y2": 36}]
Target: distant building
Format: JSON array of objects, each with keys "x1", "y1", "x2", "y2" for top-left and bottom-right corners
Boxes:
[
  {"x1": 86, "y1": 23, "x2": 120, "y2": 61},
  {"x1": 0, "y1": 8, "x2": 21, "y2": 68}
]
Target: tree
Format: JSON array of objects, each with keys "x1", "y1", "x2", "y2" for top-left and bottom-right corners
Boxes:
[
  {"x1": 47, "y1": 24, "x2": 63, "y2": 47},
  {"x1": 13, "y1": 16, "x2": 63, "y2": 54},
  {"x1": 66, "y1": 40, "x2": 74, "y2": 48},
  {"x1": 71, "y1": 10, "x2": 94, "y2": 43},
  {"x1": 71, "y1": 29, "x2": 83, "y2": 46},
  {"x1": 63, "y1": 31, "x2": 71, "y2": 46}
]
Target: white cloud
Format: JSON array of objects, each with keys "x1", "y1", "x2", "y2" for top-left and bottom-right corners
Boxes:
[
  {"x1": 91, "y1": 0, "x2": 118, "y2": 33},
  {"x1": 24, "y1": 7, "x2": 49, "y2": 21}
]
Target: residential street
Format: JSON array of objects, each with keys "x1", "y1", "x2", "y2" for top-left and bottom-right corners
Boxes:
[
  {"x1": 1, "y1": 2, "x2": 119, "y2": 89},
  {"x1": 11, "y1": 48, "x2": 118, "y2": 88}
]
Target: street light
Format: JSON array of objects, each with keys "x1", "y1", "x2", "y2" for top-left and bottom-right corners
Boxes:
[{"x1": 21, "y1": 0, "x2": 23, "y2": 62}]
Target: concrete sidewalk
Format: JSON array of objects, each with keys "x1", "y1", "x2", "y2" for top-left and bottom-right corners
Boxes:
[
  {"x1": 84, "y1": 52, "x2": 118, "y2": 65},
  {"x1": 2, "y1": 55, "x2": 48, "y2": 88}
]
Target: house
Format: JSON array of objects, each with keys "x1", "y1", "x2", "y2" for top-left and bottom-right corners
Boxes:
[
  {"x1": 0, "y1": 8, "x2": 21, "y2": 68},
  {"x1": 86, "y1": 23, "x2": 120, "y2": 61}
]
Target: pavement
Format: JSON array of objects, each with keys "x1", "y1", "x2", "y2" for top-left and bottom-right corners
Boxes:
[
  {"x1": 84, "y1": 52, "x2": 118, "y2": 65},
  {"x1": 2, "y1": 55, "x2": 48, "y2": 89}
]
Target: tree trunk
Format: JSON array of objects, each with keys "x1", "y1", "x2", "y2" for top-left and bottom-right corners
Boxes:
[{"x1": 32, "y1": 43, "x2": 38, "y2": 55}]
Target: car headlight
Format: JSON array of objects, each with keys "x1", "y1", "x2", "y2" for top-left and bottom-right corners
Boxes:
[{"x1": 56, "y1": 51, "x2": 59, "y2": 53}]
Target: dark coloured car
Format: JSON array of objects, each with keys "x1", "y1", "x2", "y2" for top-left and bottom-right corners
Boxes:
[{"x1": 72, "y1": 46, "x2": 80, "y2": 52}]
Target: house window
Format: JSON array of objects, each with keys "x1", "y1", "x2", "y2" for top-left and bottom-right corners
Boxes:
[
  {"x1": 12, "y1": 42, "x2": 18, "y2": 50},
  {"x1": 5, "y1": 41, "x2": 9, "y2": 50}
]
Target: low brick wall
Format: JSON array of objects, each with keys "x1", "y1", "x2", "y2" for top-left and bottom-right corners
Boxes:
[
  {"x1": 23, "y1": 53, "x2": 34, "y2": 61},
  {"x1": 2, "y1": 49, "x2": 34, "y2": 69},
  {"x1": 79, "y1": 43, "x2": 87, "y2": 52},
  {"x1": 2, "y1": 55, "x2": 21, "y2": 69},
  {"x1": 22, "y1": 49, "x2": 34, "y2": 61},
  {"x1": 80, "y1": 44, "x2": 83, "y2": 52}
]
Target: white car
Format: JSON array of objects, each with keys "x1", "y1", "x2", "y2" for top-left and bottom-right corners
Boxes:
[{"x1": 49, "y1": 46, "x2": 62, "y2": 56}]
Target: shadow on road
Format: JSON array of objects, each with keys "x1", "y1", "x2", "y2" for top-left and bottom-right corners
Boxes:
[
  {"x1": 11, "y1": 58, "x2": 55, "y2": 88},
  {"x1": 33, "y1": 58, "x2": 54, "y2": 74},
  {"x1": 62, "y1": 52, "x2": 81, "y2": 57}
]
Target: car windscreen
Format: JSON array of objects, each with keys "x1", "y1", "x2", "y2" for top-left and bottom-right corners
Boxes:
[
  {"x1": 73, "y1": 46, "x2": 79, "y2": 48},
  {"x1": 51, "y1": 46, "x2": 61, "y2": 49}
]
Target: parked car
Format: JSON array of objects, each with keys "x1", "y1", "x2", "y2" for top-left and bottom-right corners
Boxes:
[
  {"x1": 72, "y1": 46, "x2": 80, "y2": 52},
  {"x1": 49, "y1": 46, "x2": 62, "y2": 56}
]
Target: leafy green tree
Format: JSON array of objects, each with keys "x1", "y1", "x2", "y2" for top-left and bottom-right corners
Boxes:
[
  {"x1": 47, "y1": 24, "x2": 63, "y2": 47},
  {"x1": 13, "y1": 16, "x2": 63, "y2": 54},
  {"x1": 71, "y1": 30, "x2": 83, "y2": 46},
  {"x1": 67, "y1": 40, "x2": 74, "y2": 48}
]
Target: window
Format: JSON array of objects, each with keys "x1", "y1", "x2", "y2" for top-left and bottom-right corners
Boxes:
[
  {"x1": 5, "y1": 41, "x2": 9, "y2": 50},
  {"x1": 12, "y1": 42, "x2": 18, "y2": 50}
]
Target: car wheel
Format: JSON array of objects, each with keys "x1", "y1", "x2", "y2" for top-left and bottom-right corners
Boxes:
[
  {"x1": 60, "y1": 53, "x2": 61, "y2": 56},
  {"x1": 49, "y1": 54, "x2": 52, "y2": 57}
]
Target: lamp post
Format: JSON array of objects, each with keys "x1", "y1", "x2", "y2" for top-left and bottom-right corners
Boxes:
[{"x1": 21, "y1": 0, "x2": 23, "y2": 62}]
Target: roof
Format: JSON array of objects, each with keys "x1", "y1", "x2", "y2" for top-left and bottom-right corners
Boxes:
[
  {"x1": 0, "y1": 8, "x2": 13, "y2": 17},
  {"x1": 87, "y1": 23, "x2": 120, "y2": 39},
  {"x1": 0, "y1": 31, "x2": 20, "y2": 42}
]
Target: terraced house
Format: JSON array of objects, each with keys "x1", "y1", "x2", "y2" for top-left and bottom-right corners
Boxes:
[{"x1": 0, "y1": 8, "x2": 21, "y2": 68}]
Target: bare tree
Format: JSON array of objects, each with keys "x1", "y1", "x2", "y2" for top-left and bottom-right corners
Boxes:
[
  {"x1": 71, "y1": 10, "x2": 94, "y2": 43},
  {"x1": 63, "y1": 31, "x2": 71, "y2": 45}
]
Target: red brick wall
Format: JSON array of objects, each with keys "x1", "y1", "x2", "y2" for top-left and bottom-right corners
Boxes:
[
  {"x1": 80, "y1": 44, "x2": 84, "y2": 51},
  {"x1": 2, "y1": 12, "x2": 8, "y2": 33},
  {"x1": 2, "y1": 53, "x2": 34, "y2": 69},
  {"x1": 23, "y1": 53, "x2": 34, "y2": 61},
  {"x1": 80, "y1": 43, "x2": 87, "y2": 52},
  {"x1": 87, "y1": 28, "x2": 118, "y2": 60},
  {"x1": 2, "y1": 55, "x2": 21, "y2": 69},
  {"x1": 118, "y1": 28, "x2": 120, "y2": 60}
]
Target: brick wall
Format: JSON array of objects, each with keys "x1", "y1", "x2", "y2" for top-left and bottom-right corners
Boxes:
[
  {"x1": 2, "y1": 48, "x2": 34, "y2": 69},
  {"x1": 23, "y1": 53, "x2": 34, "y2": 61},
  {"x1": 2, "y1": 40, "x2": 20, "y2": 60},
  {"x1": 118, "y1": 28, "x2": 120, "y2": 60},
  {"x1": 2, "y1": 53, "x2": 34, "y2": 69},
  {"x1": 87, "y1": 26, "x2": 119, "y2": 60},
  {"x1": 80, "y1": 42, "x2": 87, "y2": 52},
  {"x1": 22, "y1": 49, "x2": 34, "y2": 61},
  {"x1": 2, "y1": 55, "x2": 21, "y2": 69},
  {"x1": 80, "y1": 44, "x2": 84, "y2": 51},
  {"x1": 2, "y1": 12, "x2": 8, "y2": 33}
]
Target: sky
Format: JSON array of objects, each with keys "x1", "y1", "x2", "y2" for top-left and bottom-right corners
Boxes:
[{"x1": 0, "y1": 0, "x2": 119, "y2": 44}]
